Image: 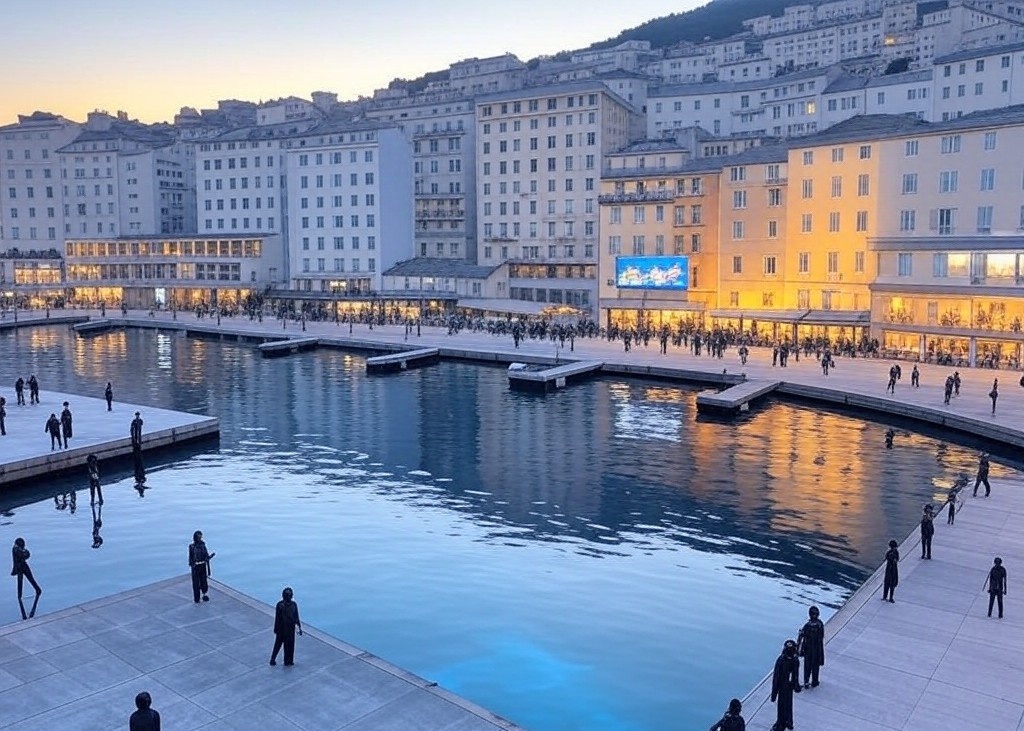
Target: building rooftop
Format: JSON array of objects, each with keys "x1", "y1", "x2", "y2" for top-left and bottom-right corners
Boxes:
[
  {"x1": 384, "y1": 258, "x2": 500, "y2": 280},
  {"x1": 934, "y1": 39, "x2": 1024, "y2": 65},
  {"x1": 651, "y1": 64, "x2": 838, "y2": 98},
  {"x1": 474, "y1": 80, "x2": 636, "y2": 111},
  {"x1": 59, "y1": 121, "x2": 175, "y2": 151}
]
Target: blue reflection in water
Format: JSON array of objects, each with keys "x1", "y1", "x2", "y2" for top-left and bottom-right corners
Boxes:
[{"x1": 0, "y1": 327, "x2": 1014, "y2": 731}]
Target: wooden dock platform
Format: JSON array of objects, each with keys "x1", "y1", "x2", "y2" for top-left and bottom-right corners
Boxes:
[
  {"x1": 0, "y1": 392, "x2": 218, "y2": 488},
  {"x1": 258, "y1": 337, "x2": 320, "y2": 358},
  {"x1": 365, "y1": 348, "x2": 441, "y2": 374},
  {"x1": 507, "y1": 360, "x2": 604, "y2": 393},
  {"x1": 72, "y1": 319, "x2": 121, "y2": 336},
  {"x1": 695, "y1": 379, "x2": 781, "y2": 414}
]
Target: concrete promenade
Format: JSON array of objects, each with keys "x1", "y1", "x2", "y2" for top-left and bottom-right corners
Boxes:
[
  {"x1": 24, "y1": 308, "x2": 1022, "y2": 448},
  {"x1": 742, "y1": 476, "x2": 1024, "y2": 731},
  {"x1": 0, "y1": 576, "x2": 521, "y2": 731}
]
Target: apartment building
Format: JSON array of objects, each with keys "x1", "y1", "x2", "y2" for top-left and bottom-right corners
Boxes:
[
  {"x1": 475, "y1": 82, "x2": 642, "y2": 312},
  {"x1": 365, "y1": 95, "x2": 477, "y2": 261},
  {"x1": 932, "y1": 41, "x2": 1024, "y2": 120},
  {"x1": 283, "y1": 122, "x2": 413, "y2": 294},
  {"x1": 0, "y1": 112, "x2": 81, "y2": 251},
  {"x1": 0, "y1": 248, "x2": 64, "y2": 306},
  {"x1": 448, "y1": 54, "x2": 527, "y2": 96},
  {"x1": 58, "y1": 113, "x2": 194, "y2": 240},
  {"x1": 598, "y1": 139, "x2": 720, "y2": 327}
]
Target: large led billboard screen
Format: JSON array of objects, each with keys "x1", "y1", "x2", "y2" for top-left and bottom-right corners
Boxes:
[{"x1": 615, "y1": 256, "x2": 690, "y2": 290}]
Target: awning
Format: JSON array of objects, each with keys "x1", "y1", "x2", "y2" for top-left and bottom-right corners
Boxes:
[
  {"x1": 457, "y1": 298, "x2": 551, "y2": 316},
  {"x1": 600, "y1": 298, "x2": 706, "y2": 311},
  {"x1": 708, "y1": 309, "x2": 808, "y2": 322},
  {"x1": 799, "y1": 310, "x2": 871, "y2": 326}
]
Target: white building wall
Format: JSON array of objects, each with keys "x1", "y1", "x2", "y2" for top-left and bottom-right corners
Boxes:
[{"x1": 932, "y1": 45, "x2": 1024, "y2": 120}]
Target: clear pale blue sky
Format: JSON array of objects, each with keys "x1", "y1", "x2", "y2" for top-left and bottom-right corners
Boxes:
[{"x1": 2, "y1": 0, "x2": 703, "y2": 124}]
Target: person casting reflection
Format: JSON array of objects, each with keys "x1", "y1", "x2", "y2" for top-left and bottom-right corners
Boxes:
[
  {"x1": 86, "y1": 453, "x2": 103, "y2": 505},
  {"x1": 11, "y1": 537, "x2": 41, "y2": 600},
  {"x1": 882, "y1": 539, "x2": 899, "y2": 602},
  {"x1": 770, "y1": 639, "x2": 800, "y2": 731},
  {"x1": 187, "y1": 531, "x2": 214, "y2": 603},
  {"x1": 797, "y1": 606, "x2": 825, "y2": 689},
  {"x1": 270, "y1": 587, "x2": 302, "y2": 666}
]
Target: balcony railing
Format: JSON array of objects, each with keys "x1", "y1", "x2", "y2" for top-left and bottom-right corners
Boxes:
[{"x1": 597, "y1": 190, "x2": 676, "y2": 204}]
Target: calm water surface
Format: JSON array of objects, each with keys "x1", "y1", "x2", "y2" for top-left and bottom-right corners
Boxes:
[{"x1": 0, "y1": 326, "x2": 1015, "y2": 730}]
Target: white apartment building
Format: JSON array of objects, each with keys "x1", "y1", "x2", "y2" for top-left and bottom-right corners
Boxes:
[
  {"x1": 0, "y1": 112, "x2": 81, "y2": 251},
  {"x1": 932, "y1": 41, "x2": 1024, "y2": 119},
  {"x1": 447, "y1": 54, "x2": 527, "y2": 96},
  {"x1": 744, "y1": 1, "x2": 884, "y2": 36},
  {"x1": 475, "y1": 82, "x2": 642, "y2": 311},
  {"x1": 570, "y1": 41, "x2": 658, "y2": 74},
  {"x1": 642, "y1": 50, "x2": 715, "y2": 85},
  {"x1": 58, "y1": 113, "x2": 195, "y2": 240},
  {"x1": 284, "y1": 122, "x2": 413, "y2": 294},
  {"x1": 819, "y1": 69, "x2": 933, "y2": 128},
  {"x1": 365, "y1": 95, "x2": 477, "y2": 261},
  {"x1": 760, "y1": 13, "x2": 885, "y2": 71}
]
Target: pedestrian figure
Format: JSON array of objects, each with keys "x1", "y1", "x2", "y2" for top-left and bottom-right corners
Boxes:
[
  {"x1": 14, "y1": 377, "x2": 25, "y2": 406},
  {"x1": 953, "y1": 371, "x2": 961, "y2": 396},
  {"x1": 920, "y1": 504, "x2": 934, "y2": 559},
  {"x1": 129, "y1": 691, "x2": 160, "y2": 731},
  {"x1": 104, "y1": 382, "x2": 113, "y2": 411},
  {"x1": 60, "y1": 401, "x2": 73, "y2": 448},
  {"x1": 130, "y1": 411, "x2": 143, "y2": 446},
  {"x1": 188, "y1": 531, "x2": 214, "y2": 603},
  {"x1": 911, "y1": 364, "x2": 920, "y2": 387},
  {"x1": 884, "y1": 429, "x2": 895, "y2": 449},
  {"x1": 0, "y1": 396, "x2": 6, "y2": 436},
  {"x1": 28, "y1": 375, "x2": 39, "y2": 404},
  {"x1": 11, "y1": 537, "x2": 41, "y2": 599},
  {"x1": 943, "y1": 375, "x2": 954, "y2": 405},
  {"x1": 797, "y1": 606, "x2": 825, "y2": 689},
  {"x1": 45, "y1": 413, "x2": 62, "y2": 450},
  {"x1": 270, "y1": 586, "x2": 303, "y2": 666},
  {"x1": 769, "y1": 639, "x2": 800, "y2": 731},
  {"x1": 86, "y1": 453, "x2": 103, "y2": 505},
  {"x1": 886, "y1": 365, "x2": 898, "y2": 394},
  {"x1": 985, "y1": 557, "x2": 1007, "y2": 619},
  {"x1": 882, "y1": 539, "x2": 899, "y2": 602},
  {"x1": 709, "y1": 698, "x2": 745, "y2": 731},
  {"x1": 974, "y1": 453, "x2": 991, "y2": 497},
  {"x1": 989, "y1": 378, "x2": 998, "y2": 415},
  {"x1": 947, "y1": 486, "x2": 958, "y2": 525}
]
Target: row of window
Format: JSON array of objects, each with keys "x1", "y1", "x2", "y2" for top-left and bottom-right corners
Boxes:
[
  {"x1": 480, "y1": 95, "x2": 600, "y2": 117},
  {"x1": 606, "y1": 234, "x2": 703, "y2": 256},
  {"x1": 484, "y1": 199, "x2": 596, "y2": 216},
  {"x1": 65, "y1": 239, "x2": 263, "y2": 258},
  {"x1": 300, "y1": 235, "x2": 375, "y2": 251},
  {"x1": 300, "y1": 257, "x2": 376, "y2": 273},
  {"x1": 481, "y1": 113, "x2": 599, "y2": 136},
  {"x1": 609, "y1": 204, "x2": 705, "y2": 225},
  {"x1": 482, "y1": 221, "x2": 595, "y2": 239},
  {"x1": 67, "y1": 263, "x2": 244, "y2": 282},
  {"x1": 482, "y1": 244, "x2": 596, "y2": 261}
]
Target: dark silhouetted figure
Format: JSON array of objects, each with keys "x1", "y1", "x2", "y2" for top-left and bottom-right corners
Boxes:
[
  {"x1": 884, "y1": 429, "x2": 895, "y2": 449},
  {"x1": 45, "y1": 413, "x2": 62, "y2": 450},
  {"x1": 883, "y1": 539, "x2": 899, "y2": 602},
  {"x1": 953, "y1": 371, "x2": 961, "y2": 396},
  {"x1": 91, "y1": 503, "x2": 103, "y2": 549},
  {"x1": 60, "y1": 401, "x2": 73, "y2": 448},
  {"x1": 104, "y1": 382, "x2": 113, "y2": 411},
  {"x1": 985, "y1": 557, "x2": 1007, "y2": 619},
  {"x1": 947, "y1": 486, "x2": 958, "y2": 525},
  {"x1": 797, "y1": 606, "x2": 825, "y2": 689},
  {"x1": 14, "y1": 377, "x2": 25, "y2": 406},
  {"x1": 943, "y1": 375, "x2": 953, "y2": 405},
  {"x1": 920, "y1": 504, "x2": 934, "y2": 559},
  {"x1": 129, "y1": 691, "x2": 160, "y2": 731},
  {"x1": 974, "y1": 453, "x2": 991, "y2": 497},
  {"x1": 86, "y1": 453, "x2": 103, "y2": 505},
  {"x1": 188, "y1": 531, "x2": 214, "y2": 603},
  {"x1": 130, "y1": 411, "x2": 143, "y2": 446},
  {"x1": 270, "y1": 587, "x2": 302, "y2": 666},
  {"x1": 0, "y1": 396, "x2": 6, "y2": 436},
  {"x1": 11, "y1": 537, "x2": 41, "y2": 599},
  {"x1": 132, "y1": 442, "x2": 147, "y2": 487},
  {"x1": 770, "y1": 639, "x2": 800, "y2": 731},
  {"x1": 911, "y1": 364, "x2": 919, "y2": 387},
  {"x1": 990, "y1": 379, "x2": 999, "y2": 415},
  {"x1": 28, "y1": 375, "x2": 39, "y2": 404},
  {"x1": 709, "y1": 698, "x2": 745, "y2": 731}
]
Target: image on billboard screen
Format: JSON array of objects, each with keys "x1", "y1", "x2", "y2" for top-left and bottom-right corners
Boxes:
[{"x1": 615, "y1": 256, "x2": 690, "y2": 290}]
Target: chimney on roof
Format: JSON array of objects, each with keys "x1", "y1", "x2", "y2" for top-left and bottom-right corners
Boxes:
[{"x1": 117, "y1": 110, "x2": 129, "y2": 121}]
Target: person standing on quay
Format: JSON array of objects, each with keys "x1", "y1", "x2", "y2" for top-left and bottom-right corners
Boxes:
[
  {"x1": 709, "y1": 698, "x2": 745, "y2": 731},
  {"x1": 60, "y1": 401, "x2": 73, "y2": 449},
  {"x1": 11, "y1": 537, "x2": 41, "y2": 600},
  {"x1": 911, "y1": 364, "x2": 920, "y2": 387},
  {"x1": 943, "y1": 375, "x2": 954, "y2": 405},
  {"x1": 270, "y1": 587, "x2": 302, "y2": 666},
  {"x1": 188, "y1": 531, "x2": 214, "y2": 603},
  {"x1": 104, "y1": 382, "x2": 113, "y2": 411},
  {"x1": 985, "y1": 557, "x2": 1007, "y2": 619},
  {"x1": 0, "y1": 396, "x2": 6, "y2": 436},
  {"x1": 882, "y1": 539, "x2": 900, "y2": 602},
  {"x1": 129, "y1": 691, "x2": 160, "y2": 731},
  {"x1": 797, "y1": 605, "x2": 825, "y2": 689},
  {"x1": 974, "y1": 453, "x2": 991, "y2": 497},
  {"x1": 920, "y1": 504, "x2": 935, "y2": 559},
  {"x1": 28, "y1": 374, "x2": 39, "y2": 405},
  {"x1": 45, "y1": 413, "x2": 62, "y2": 450},
  {"x1": 770, "y1": 639, "x2": 800, "y2": 731},
  {"x1": 130, "y1": 411, "x2": 143, "y2": 446},
  {"x1": 14, "y1": 377, "x2": 25, "y2": 406},
  {"x1": 989, "y1": 378, "x2": 999, "y2": 415}
]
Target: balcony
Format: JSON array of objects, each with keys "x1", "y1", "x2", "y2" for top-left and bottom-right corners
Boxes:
[
  {"x1": 415, "y1": 209, "x2": 465, "y2": 220},
  {"x1": 597, "y1": 190, "x2": 675, "y2": 204}
]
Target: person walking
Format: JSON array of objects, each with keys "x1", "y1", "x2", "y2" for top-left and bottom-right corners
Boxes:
[
  {"x1": 882, "y1": 539, "x2": 899, "y2": 603},
  {"x1": 28, "y1": 375, "x2": 39, "y2": 405},
  {"x1": 797, "y1": 606, "x2": 825, "y2": 689},
  {"x1": 0, "y1": 396, "x2": 6, "y2": 436},
  {"x1": 946, "y1": 486, "x2": 958, "y2": 525},
  {"x1": 974, "y1": 453, "x2": 991, "y2": 497},
  {"x1": 187, "y1": 531, "x2": 214, "y2": 603},
  {"x1": 60, "y1": 401, "x2": 73, "y2": 449},
  {"x1": 769, "y1": 639, "x2": 800, "y2": 731},
  {"x1": 130, "y1": 411, "x2": 143, "y2": 446},
  {"x1": 129, "y1": 691, "x2": 160, "y2": 731},
  {"x1": 943, "y1": 375, "x2": 954, "y2": 405},
  {"x1": 953, "y1": 371, "x2": 961, "y2": 396},
  {"x1": 14, "y1": 377, "x2": 25, "y2": 406},
  {"x1": 886, "y1": 365, "x2": 898, "y2": 394},
  {"x1": 104, "y1": 382, "x2": 113, "y2": 412},
  {"x1": 270, "y1": 587, "x2": 303, "y2": 666},
  {"x1": 920, "y1": 504, "x2": 935, "y2": 559},
  {"x1": 86, "y1": 453, "x2": 103, "y2": 505},
  {"x1": 989, "y1": 378, "x2": 999, "y2": 415},
  {"x1": 709, "y1": 698, "x2": 745, "y2": 731},
  {"x1": 44, "y1": 413, "x2": 62, "y2": 450},
  {"x1": 911, "y1": 364, "x2": 920, "y2": 387},
  {"x1": 11, "y1": 537, "x2": 41, "y2": 599},
  {"x1": 985, "y1": 557, "x2": 1007, "y2": 619}
]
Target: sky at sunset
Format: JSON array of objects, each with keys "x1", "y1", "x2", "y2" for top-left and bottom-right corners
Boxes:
[{"x1": 2, "y1": 0, "x2": 702, "y2": 125}]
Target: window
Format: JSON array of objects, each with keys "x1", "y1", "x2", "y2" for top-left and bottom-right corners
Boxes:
[
  {"x1": 827, "y1": 252, "x2": 839, "y2": 274},
  {"x1": 854, "y1": 251, "x2": 865, "y2": 274},
  {"x1": 733, "y1": 190, "x2": 747, "y2": 209},
  {"x1": 798, "y1": 252, "x2": 809, "y2": 273},
  {"x1": 729, "y1": 166, "x2": 746, "y2": 182},
  {"x1": 936, "y1": 207, "x2": 956, "y2": 235},
  {"x1": 977, "y1": 205, "x2": 993, "y2": 233},
  {"x1": 829, "y1": 212, "x2": 841, "y2": 232},
  {"x1": 940, "y1": 135, "x2": 962, "y2": 154},
  {"x1": 802, "y1": 151, "x2": 813, "y2": 165},
  {"x1": 801, "y1": 179, "x2": 813, "y2": 199},
  {"x1": 905, "y1": 140, "x2": 919, "y2": 157},
  {"x1": 857, "y1": 174, "x2": 869, "y2": 197},
  {"x1": 831, "y1": 176, "x2": 842, "y2": 198},
  {"x1": 939, "y1": 171, "x2": 959, "y2": 193},
  {"x1": 980, "y1": 168, "x2": 995, "y2": 191},
  {"x1": 856, "y1": 211, "x2": 868, "y2": 232},
  {"x1": 897, "y1": 253, "x2": 912, "y2": 276},
  {"x1": 859, "y1": 145, "x2": 871, "y2": 160},
  {"x1": 933, "y1": 253, "x2": 949, "y2": 278},
  {"x1": 732, "y1": 256, "x2": 742, "y2": 274},
  {"x1": 901, "y1": 173, "x2": 918, "y2": 194},
  {"x1": 768, "y1": 188, "x2": 781, "y2": 207},
  {"x1": 984, "y1": 132, "x2": 997, "y2": 150},
  {"x1": 763, "y1": 256, "x2": 777, "y2": 275},
  {"x1": 732, "y1": 221, "x2": 744, "y2": 239},
  {"x1": 800, "y1": 213, "x2": 812, "y2": 233},
  {"x1": 831, "y1": 147, "x2": 844, "y2": 163}
]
